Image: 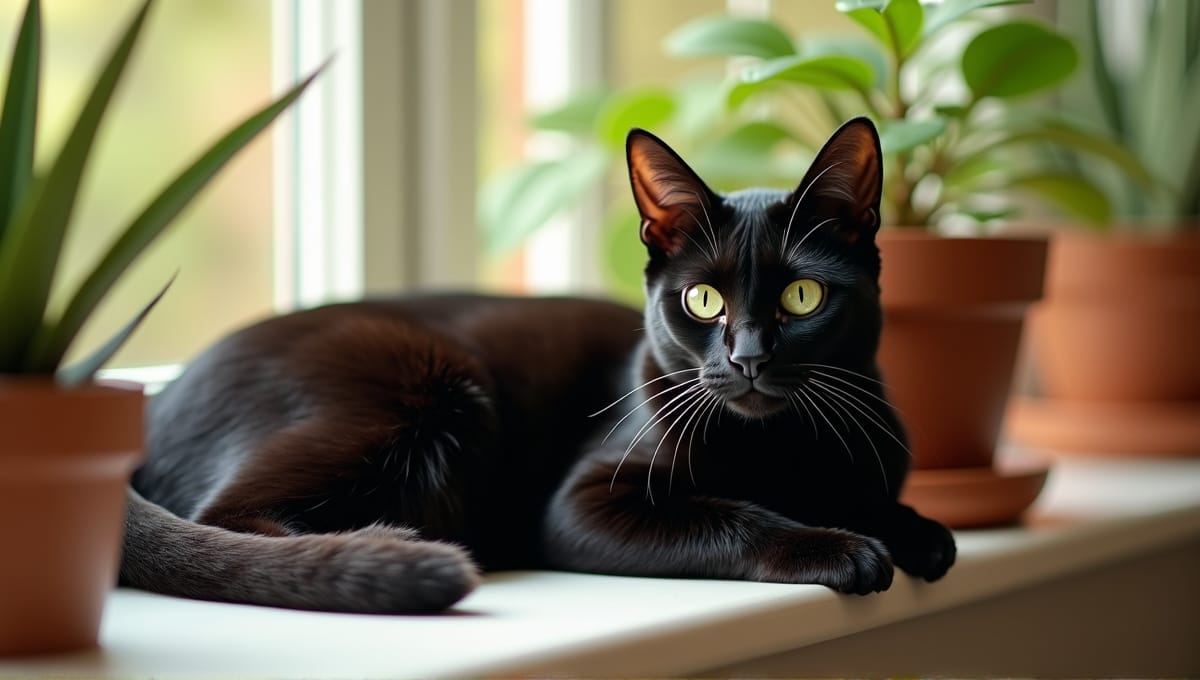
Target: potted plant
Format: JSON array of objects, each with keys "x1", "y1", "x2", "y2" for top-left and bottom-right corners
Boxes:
[
  {"x1": 1008, "y1": 0, "x2": 1200, "y2": 457},
  {"x1": 0, "y1": 0, "x2": 318, "y2": 655},
  {"x1": 484, "y1": 0, "x2": 1150, "y2": 526}
]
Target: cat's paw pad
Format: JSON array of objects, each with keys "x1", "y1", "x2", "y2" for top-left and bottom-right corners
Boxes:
[{"x1": 890, "y1": 516, "x2": 956, "y2": 582}]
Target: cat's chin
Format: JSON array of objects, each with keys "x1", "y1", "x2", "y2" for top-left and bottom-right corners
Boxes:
[{"x1": 725, "y1": 389, "x2": 789, "y2": 419}]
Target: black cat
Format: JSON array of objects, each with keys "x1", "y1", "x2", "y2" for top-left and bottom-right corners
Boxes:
[{"x1": 121, "y1": 117, "x2": 956, "y2": 613}]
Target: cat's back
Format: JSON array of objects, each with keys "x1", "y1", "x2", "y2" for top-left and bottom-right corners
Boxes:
[{"x1": 139, "y1": 294, "x2": 643, "y2": 516}]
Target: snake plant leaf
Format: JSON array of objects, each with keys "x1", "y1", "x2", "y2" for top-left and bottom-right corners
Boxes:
[
  {"x1": 26, "y1": 64, "x2": 327, "y2": 373},
  {"x1": 840, "y1": 0, "x2": 924, "y2": 60},
  {"x1": 665, "y1": 15, "x2": 796, "y2": 60},
  {"x1": 0, "y1": 0, "x2": 40, "y2": 236},
  {"x1": 0, "y1": 0, "x2": 151, "y2": 371},
  {"x1": 1009, "y1": 172, "x2": 1112, "y2": 225},
  {"x1": 728, "y1": 55, "x2": 874, "y2": 109},
  {"x1": 962, "y1": 21, "x2": 1078, "y2": 100},
  {"x1": 54, "y1": 274, "x2": 174, "y2": 387}
]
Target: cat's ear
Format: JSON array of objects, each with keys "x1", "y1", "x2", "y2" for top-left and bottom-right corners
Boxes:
[
  {"x1": 627, "y1": 128, "x2": 721, "y2": 257},
  {"x1": 786, "y1": 117, "x2": 883, "y2": 244}
]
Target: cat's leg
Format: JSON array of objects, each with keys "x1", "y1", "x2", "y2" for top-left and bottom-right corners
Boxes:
[
  {"x1": 838, "y1": 502, "x2": 956, "y2": 582},
  {"x1": 544, "y1": 455, "x2": 894, "y2": 595}
]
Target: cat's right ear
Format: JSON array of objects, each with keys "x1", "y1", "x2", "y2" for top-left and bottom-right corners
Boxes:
[{"x1": 626, "y1": 129, "x2": 720, "y2": 257}]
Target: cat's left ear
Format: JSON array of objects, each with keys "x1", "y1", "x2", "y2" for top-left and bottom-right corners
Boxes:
[
  {"x1": 786, "y1": 117, "x2": 883, "y2": 244},
  {"x1": 627, "y1": 129, "x2": 722, "y2": 257}
]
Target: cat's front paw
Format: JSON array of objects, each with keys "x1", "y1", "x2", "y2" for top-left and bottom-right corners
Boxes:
[
  {"x1": 756, "y1": 528, "x2": 894, "y2": 595},
  {"x1": 888, "y1": 513, "x2": 956, "y2": 582}
]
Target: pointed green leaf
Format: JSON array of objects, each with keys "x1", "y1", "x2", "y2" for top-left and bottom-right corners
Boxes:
[
  {"x1": 595, "y1": 89, "x2": 676, "y2": 149},
  {"x1": 55, "y1": 274, "x2": 173, "y2": 387},
  {"x1": 27, "y1": 65, "x2": 326, "y2": 373},
  {"x1": 665, "y1": 15, "x2": 796, "y2": 60},
  {"x1": 962, "y1": 21, "x2": 1078, "y2": 100},
  {"x1": 479, "y1": 147, "x2": 609, "y2": 255},
  {"x1": 1010, "y1": 172, "x2": 1112, "y2": 224},
  {"x1": 690, "y1": 121, "x2": 802, "y2": 187},
  {"x1": 729, "y1": 55, "x2": 874, "y2": 109},
  {"x1": 922, "y1": 0, "x2": 1030, "y2": 40},
  {"x1": 0, "y1": 0, "x2": 40, "y2": 236},
  {"x1": 879, "y1": 117, "x2": 946, "y2": 154},
  {"x1": 0, "y1": 0, "x2": 152, "y2": 371},
  {"x1": 529, "y1": 90, "x2": 610, "y2": 135},
  {"x1": 841, "y1": 0, "x2": 923, "y2": 59}
]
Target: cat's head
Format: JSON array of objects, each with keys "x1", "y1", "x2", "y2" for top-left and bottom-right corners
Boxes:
[{"x1": 627, "y1": 117, "x2": 884, "y2": 420}]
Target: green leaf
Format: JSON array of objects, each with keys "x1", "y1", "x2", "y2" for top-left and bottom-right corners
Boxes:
[
  {"x1": 691, "y1": 121, "x2": 802, "y2": 186},
  {"x1": 960, "y1": 206, "x2": 1020, "y2": 223},
  {"x1": 879, "y1": 117, "x2": 946, "y2": 154},
  {"x1": 601, "y1": 207, "x2": 645, "y2": 306},
  {"x1": 479, "y1": 147, "x2": 609, "y2": 255},
  {"x1": 962, "y1": 21, "x2": 1078, "y2": 100},
  {"x1": 1009, "y1": 172, "x2": 1112, "y2": 224},
  {"x1": 0, "y1": 0, "x2": 152, "y2": 371},
  {"x1": 665, "y1": 15, "x2": 796, "y2": 60},
  {"x1": 841, "y1": 0, "x2": 924, "y2": 59},
  {"x1": 528, "y1": 90, "x2": 610, "y2": 135},
  {"x1": 596, "y1": 89, "x2": 676, "y2": 150},
  {"x1": 55, "y1": 274, "x2": 173, "y2": 387},
  {"x1": 800, "y1": 35, "x2": 889, "y2": 90},
  {"x1": 728, "y1": 55, "x2": 874, "y2": 109},
  {"x1": 26, "y1": 64, "x2": 327, "y2": 373},
  {"x1": 922, "y1": 0, "x2": 1031, "y2": 40},
  {"x1": 0, "y1": 0, "x2": 40, "y2": 237}
]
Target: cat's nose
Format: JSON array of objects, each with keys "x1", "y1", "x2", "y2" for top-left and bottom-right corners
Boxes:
[
  {"x1": 729, "y1": 325, "x2": 771, "y2": 379},
  {"x1": 729, "y1": 351, "x2": 771, "y2": 380}
]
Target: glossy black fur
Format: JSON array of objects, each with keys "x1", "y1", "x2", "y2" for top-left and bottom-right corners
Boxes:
[{"x1": 122, "y1": 117, "x2": 955, "y2": 613}]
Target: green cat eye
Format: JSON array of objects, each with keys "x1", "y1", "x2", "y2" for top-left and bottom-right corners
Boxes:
[
  {"x1": 682, "y1": 284, "x2": 725, "y2": 321},
  {"x1": 780, "y1": 279, "x2": 824, "y2": 317}
]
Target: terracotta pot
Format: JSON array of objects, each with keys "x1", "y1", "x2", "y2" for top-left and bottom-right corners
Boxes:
[
  {"x1": 0, "y1": 379, "x2": 143, "y2": 656},
  {"x1": 877, "y1": 233, "x2": 1048, "y2": 470},
  {"x1": 877, "y1": 233, "x2": 1050, "y2": 528},
  {"x1": 1030, "y1": 230, "x2": 1200, "y2": 402}
]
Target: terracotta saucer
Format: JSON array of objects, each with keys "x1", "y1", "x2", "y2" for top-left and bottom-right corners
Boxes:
[
  {"x1": 900, "y1": 460, "x2": 1051, "y2": 529},
  {"x1": 1007, "y1": 396, "x2": 1200, "y2": 458}
]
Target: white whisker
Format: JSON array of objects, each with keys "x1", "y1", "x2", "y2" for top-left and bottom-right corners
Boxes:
[
  {"x1": 781, "y1": 161, "x2": 843, "y2": 252},
  {"x1": 610, "y1": 383, "x2": 704, "y2": 492},
  {"x1": 590, "y1": 367, "x2": 702, "y2": 417},
  {"x1": 810, "y1": 381, "x2": 890, "y2": 495},
  {"x1": 600, "y1": 376, "x2": 702, "y2": 445},
  {"x1": 797, "y1": 387, "x2": 855, "y2": 465},
  {"x1": 649, "y1": 389, "x2": 709, "y2": 504}
]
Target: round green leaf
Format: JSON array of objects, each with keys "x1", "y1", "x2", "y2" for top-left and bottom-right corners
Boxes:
[
  {"x1": 1010, "y1": 172, "x2": 1112, "y2": 224},
  {"x1": 665, "y1": 15, "x2": 796, "y2": 60},
  {"x1": 596, "y1": 89, "x2": 676, "y2": 150},
  {"x1": 879, "y1": 117, "x2": 947, "y2": 155},
  {"x1": 962, "y1": 21, "x2": 1078, "y2": 99},
  {"x1": 729, "y1": 55, "x2": 874, "y2": 109}
]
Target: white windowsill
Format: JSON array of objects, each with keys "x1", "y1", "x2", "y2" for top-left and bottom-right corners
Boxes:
[{"x1": 4, "y1": 455, "x2": 1200, "y2": 678}]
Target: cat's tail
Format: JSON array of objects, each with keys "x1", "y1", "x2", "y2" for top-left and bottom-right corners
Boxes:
[{"x1": 119, "y1": 489, "x2": 480, "y2": 613}]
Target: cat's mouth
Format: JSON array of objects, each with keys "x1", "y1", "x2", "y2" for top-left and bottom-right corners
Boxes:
[{"x1": 725, "y1": 385, "x2": 789, "y2": 418}]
